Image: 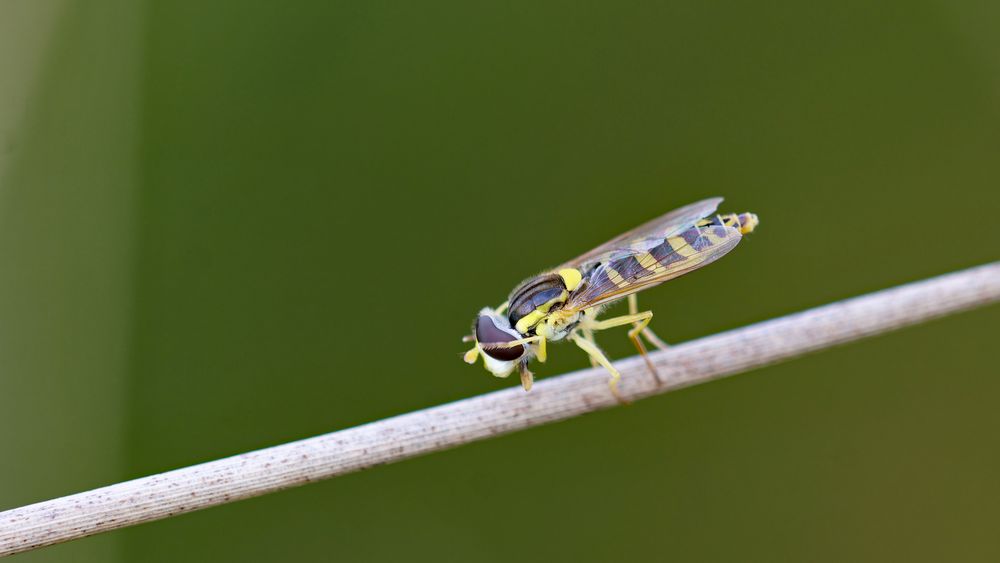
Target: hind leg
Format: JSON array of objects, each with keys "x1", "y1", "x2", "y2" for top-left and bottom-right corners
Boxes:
[
  {"x1": 584, "y1": 310, "x2": 660, "y2": 384},
  {"x1": 628, "y1": 294, "x2": 669, "y2": 350}
]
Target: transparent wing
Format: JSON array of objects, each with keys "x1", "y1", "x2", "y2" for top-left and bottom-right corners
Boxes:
[
  {"x1": 563, "y1": 221, "x2": 743, "y2": 311},
  {"x1": 557, "y1": 197, "x2": 723, "y2": 270}
]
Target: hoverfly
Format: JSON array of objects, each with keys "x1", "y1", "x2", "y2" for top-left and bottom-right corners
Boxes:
[{"x1": 463, "y1": 197, "x2": 759, "y2": 400}]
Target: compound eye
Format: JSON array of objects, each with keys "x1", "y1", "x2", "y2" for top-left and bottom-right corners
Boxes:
[{"x1": 475, "y1": 314, "x2": 525, "y2": 361}]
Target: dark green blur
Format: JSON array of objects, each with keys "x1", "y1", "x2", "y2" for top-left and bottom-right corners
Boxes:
[{"x1": 2, "y1": 1, "x2": 998, "y2": 561}]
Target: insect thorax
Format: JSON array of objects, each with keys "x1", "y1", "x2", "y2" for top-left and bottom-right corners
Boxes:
[
  {"x1": 507, "y1": 269, "x2": 583, "y2": 337},
  {"x1": 536, "y1": 309, "x2": 581, "y2": 341},
  {"x1": 507, "y1": 274, "x2": 566, "y2": 332}
]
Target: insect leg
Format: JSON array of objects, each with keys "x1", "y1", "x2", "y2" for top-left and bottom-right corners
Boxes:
[
  {"x1": 517, "y1": 361, "x2": 534, "y2": 391},
  {"x1": 463, "y1": 346, "x2": 480, "y2": 364},
  {"x1": 585, "y1": 311, "x2": 651, "y2": 332},
  {"x1": 640, "y1": 328, "x2": 671, "y2": 351},
  {"x1": 570, "y1": 333, "x2": 627, "y2": 403},
  {"x1": 467, "y1": 334, "x2": 542, "y2": 369},
  {"x1": 580, "y1": 327, "x2": 600, "y2": 367},
  {"x1": 585, "y1": 310, "x2": 660, "y2": 384},
  {"x1": 628, "y1": 294, "x2": 670, "y2": 351}
]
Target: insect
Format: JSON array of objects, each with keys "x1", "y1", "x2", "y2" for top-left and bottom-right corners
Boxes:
[{"x1": 462, "y1": 197, "x2": 759, "y2": 400}]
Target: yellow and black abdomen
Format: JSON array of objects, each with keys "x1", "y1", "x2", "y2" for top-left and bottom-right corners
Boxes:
[{"x1": 565, "y1": 211, "x2": 758, "y2": 309}]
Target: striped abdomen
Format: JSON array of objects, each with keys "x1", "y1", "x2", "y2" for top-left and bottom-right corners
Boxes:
[{"x1": 566, "y1": 212, "x2": 758, "y2": 309}]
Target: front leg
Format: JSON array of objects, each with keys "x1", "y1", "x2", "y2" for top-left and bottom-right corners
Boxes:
[{"x1": 517, "y1": 361, "x2": 534, "y2": 391}]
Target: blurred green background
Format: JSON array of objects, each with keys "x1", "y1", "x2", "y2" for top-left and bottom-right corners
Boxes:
[{"x1": 2, "y1": 0, "x2": 998, "y2": 561}]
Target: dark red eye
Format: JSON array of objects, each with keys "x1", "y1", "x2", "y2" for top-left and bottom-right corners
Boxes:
[{"x1": 475, "y1": 315, "x2": 524, "y2": 361}]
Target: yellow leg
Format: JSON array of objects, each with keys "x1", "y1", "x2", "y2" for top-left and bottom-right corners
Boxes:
[
  {"x1": 640, "y1": 327, "x2": 671, "y2": 351},
  {"x1": 586, "y1": 309, "x2": 661, "y2": 384},
  {"x1": 581, "y1": 328, "x2": 600, "y2": 367},
  {"x1": 536, "y1": 334, "x2": 547, "y2": 363},
  {"x1": 586, "y1": 310, "x2": 652, "y2": 331},
  {"x1": 495, "y1": 301, "x2": 509, "y2": 315},
  {"x1": 517, "y1": 362, "x2": 534, "y2": 391},
  {"x1": 570, "y1": 333, "x2": 627, "y2": 403},
  {"x1": 629, "y1": 294, "x2": 669, "y2": 350},
  {"x1": 463, "y1": 347, "x2": 480, "y2": 364}
]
